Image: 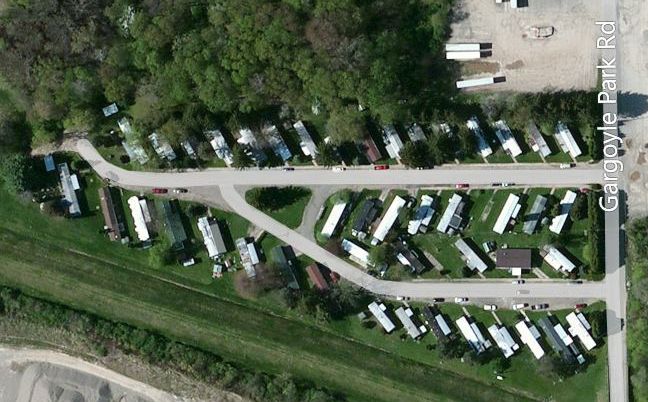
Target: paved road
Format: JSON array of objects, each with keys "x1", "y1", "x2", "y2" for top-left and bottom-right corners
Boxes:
[
  {"x1": 601, "y1": 0, "x2": 629, "y2": 400},
  {"x1": 74, "y1": 139, "x2": 603, "y2": 187}
]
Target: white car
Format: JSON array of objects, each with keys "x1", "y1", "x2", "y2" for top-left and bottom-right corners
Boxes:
[
  {"x1": 512, "y1": 303, "x2": 528, "y2": 310},
  {"x1": 454, "y1": 297, "x2": 468, "y2": 304},
  {"x1": 332, "y1": 166, "x2": 346, "y2": 172},
  {"x1": 483, "y1": 304, "x2": 498, "y2": 311}
]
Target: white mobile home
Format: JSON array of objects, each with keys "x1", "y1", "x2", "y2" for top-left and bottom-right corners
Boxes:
[
  {"x1": 58, "y1": 163, "x2": 81, "y2": 217},
  {"x1": 371, "y1": 196, "x2": 406, "y2": 245},
  {"x1": 566, "y1": 312, "x2": 597, "y2": 351},
  {"x1": 515, "y1": 320, "x2": 545, "y2": 359},
  {"x1": 523, "y1": 195, "x2": 548, "y2": 235},
  {"x1": 445, "y1": 43, "x2": 481, "y2": 52},
  {"x1": 555, "y1": 122, "x2": 582, "y2": 158},
  {"x1": 494, "y1": 120, "x2": 523, "y2": 157},
  {"x1": 457, "y1": 77, "x2": 497, "y2": 89},
  {"x1": 467, "y1": 117, "x2": 493, "y2": 157},
  {"x1": 128, "y1": 196, "x2": 151, "y2": 242},
  {"x1": 407, "y1": 123, "x2": 426, "y2": 142},
  {"x1": 456, "y1": 316, "x2": 492, "y2": 354},
  {"x1": 342, "y1": 239, "x2": 371, "y2": 267},
  {"x1": 382, "y1": 125, "x2": 405, "y2": 159},
  {"x1": 488, "y1": 324, "x2": 520, "y2": 358},
  {"x1": 549, "y1": 190, "x2": 577, "y2": 234},
  {"x1": 493, "y1": 194, "x2": 521, "y2": 234},
  {"x1": 446, "y1": 51, "x2": 482, "y2": 60},
  {"x1": 437, "y1": 193, "x2": 465, "y2": 234},
  {"x1": 321, "y1": 202, "x2": 348, "y2": 239},
  {"x1": 368, "y1": 302, "x2": 396, "y2": 333},
  {"x1": 148, "y1": 132, "x2": 177, "y2": 161},
  {"x1": 408, "y1": 195, "x2": 435, "y2": 235},
  {"x1": 543, "y1": 245, "x2": 577, "y2": 273},
  {"x1": 293, "y1": 120, "x2": 318, "y2": 157},
  {"x1": 205, "y1": 129, "x2": 234, "y2": 166},
  {"x1": 455, "y1": 238, "x2": 488, "y2": 273},
  {"x1": 395, "y1": 307, "x2": 426, "y2": 339},
  {"x1": 197, "y1": 217, "x2": 227, "y2": 258},
  {"x1": 527, "y1": 122, "x2": 552, "y2": 157}
]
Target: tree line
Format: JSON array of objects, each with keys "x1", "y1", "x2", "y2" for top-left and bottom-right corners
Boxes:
[{"x1": 0, "y1": 285, "x2": 338, "y2": 402}]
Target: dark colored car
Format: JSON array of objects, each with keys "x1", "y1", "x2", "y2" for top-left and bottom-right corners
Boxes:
[
  {"x1": 455, "y1": 183, "x2": 469, "y2": 189},
  {"x1": 283, "y1": 167, "x2": 295, "y2": 171},
  {"x1": 374, "y1": 164, "x2": 389, "y2": 170},
  {"x1": 575, "y1": 303, "x2": 588, "y2": 309},
  {"x1": 531, "y1": 303, "x2": 549, "y2": 310},
  {"x1": 173, "y1": 188, "x2": 188, "y2": 194},
  {"x1": 152, "y1": 188, "x2": 168, "y2": 194}
]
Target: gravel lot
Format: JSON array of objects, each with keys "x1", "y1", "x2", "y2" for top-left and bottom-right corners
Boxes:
[
  {"x1": 449, "y1": 0, "x2": 601, "y2": 92},
  {"x1": 618, "y1": 0, "x2": 648, "y2": 217}
]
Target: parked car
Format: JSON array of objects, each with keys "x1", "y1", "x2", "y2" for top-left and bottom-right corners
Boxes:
[
  {"x1": 491, "y1": 182, "x2": 502, "y2": 187},
  {"x1": 501, "y1": 182, "x2": 514, "y2": 187},
  {"x1": 454, "y1": 297, "x2": 469, "y2": 304},
  {"x1": 455, "y1": 183, "x2": 469, "y2": 189},
  {"x1": 152, "y1": 188, "x2": 168, "y2": 194},
  {"x1": 512, "y1": 303, "x2": 528, "y2": 310},
  {"x1": 531, "y1": 303, "x2": 549, "y2": 310},
  {"x1": 483, "y1": 304, "x2": 498, "y2": 311},
  {"x1": 560, "y1": 163, "x2": 576, "y2": 169},
  {"x1": 283, "y1": 167, "x2": 295, "y2": 171},
  {"x1": 374, "y1": 164, "x2": 389, "y2": 170},
  {"x1": 575, "y1": 303, "x2": 588, "y2": 309},
  {"x1": 332, "y1": 166, "x2": 346, "y2": 172},
  {"x1": 512, "y1": 279, "x2": 525, "y2": 285},
  {"x1": 569, "y1": 280, "x2": 583, "y2": 285},
  {"x1": 433, "y1": 298, "x2": 445, "y2": 303},
  {"x1": 172, "y1": 188, "x2": 188, "y2": 194}
]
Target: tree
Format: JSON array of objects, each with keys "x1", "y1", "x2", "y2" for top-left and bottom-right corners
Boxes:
[
  {"x1": 232, "y1": 145, "x2": 254, "y2": 169},
  {"x1": 399, "y1": 141, "x2": 431, "y2": 168},
  {"x1": 246, "y1": 186, "x2": 310, "y2": 212},
  {"x1": 368, "y1": 243, "x2": 394, "y2": 267},
  {"x1": 326, "y1": 107, "x2": 365, "y2": 143},
  {"x1": 570, "y1": 193, "x2": 587, "y2": 220},
  {"x1": 197, "y1": 142, "x2": 214, "y2": 162},
  {"x1": 0, "y1": 153, "x2": 30, "y2": 194},
  {"x1": 148, "y1": 243, "x2": 173, "y2": 267},
  {"x1": 456, "y1": 126, "x2": 476, "y2": 158},
  {"x1": 315, "y1": 143, "x2": 338, "y2": 167}
]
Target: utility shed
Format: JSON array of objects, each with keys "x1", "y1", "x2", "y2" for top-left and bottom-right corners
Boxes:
[
  {"x1": 555, "y1": 122, "x2": 583, "y2": 158},
  {"x1": 408, "y1": 195, "x2": 435, "y2": 235},
  {"x1": 455, "y1": 238, "x2": 488, "y2": 273},
  {"x1": 342, "y1": 239, "x2": 371, "y2": 267},
  {"x1": 158, "y1": 200, "x2": 187, "y2": 251},
  {"x1": 467, "y1": 117, "x2": 493, "y2": 157},
  {"x1": 321, "y1": 202, "x2": 348, "y2": 239},
  {"x1": 527, "y1": 122, "x2": 552, "y2": 157},
  {"x1": 205, "y1": 129, "x2": 234, "y2": 166},
  {"x1": 98, "y1": 187, "x2": 123, "y2": 241},
  {"x1": 58, "y1": 163, "x2": 81, "y2": 217},
  {"x1": 272, "y1": 246, "x2": 300, "y2": 290},
  {"x1": 542, "y1": 245, "x2": 577, "y2": 273},
  {"x1": 493, "y1": 193, "x2": 521, "y2": 234},
  {"x1": 197, "y1": 217, "x2": 227, "y2": 258},
  {"x1": 263, "y1": 124, "x2": 292, "y2": 161},
  {"x1": 149, "y1": 132, "x2": 177, "y2": 161},
  {"x1": 381, "y1": 125, "x2": 404, "y2": 159},
  {"x1": 523, "y1": 195, "x2": 548, "y2": 234},
  {"x1": 371, "y1": 196, "x2": 406, "y2": 245},
  {"x1": 488, "y1": 324, "x2": 520, "y2": 358},
  {"x1": 515, "y1": 320, "x2": 545, "y2": 359},
  {"x1": 352, "y1": 199, "x2": 380, "y2": 239},
  {"x1": 306, "y1": 263, "x2": 329, "y2": 291},
  {"x1": 496, "y1": 249, "x2": 532, "y2": 269},
  {"x1": 395, "y1": 307, "x2": 426, "y2": 339},
  {"x1": 566, "y1": 312, "x2": 597, "y2": 350},
  {"x1": 494, "y1": 120, "x2": 523, "y2": 157},
  {"x1": 549, "y1": 190, "x2": 577, "y2": 234},
  {"x1": 368, "y1": 302, "x2": 396, "y2": 333},
  {"x1": 293, "y1": 120, "x2": 318, "y2": 157},
  {"x1": 407, "y1": 123, "x2": 426, "y2": 142},
  {"x1": 437, "y1": 193, "x2": 465, "y2": 234},
  {"x1": 456, "y1": 316, "x2": 491, "y2": 354}
]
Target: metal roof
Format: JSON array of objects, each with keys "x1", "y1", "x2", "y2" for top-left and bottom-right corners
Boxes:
[
  {"x1": 467, "y1": 117, "x2": 493, "y2": 157},
  {"x1": 437, "y1": 193, "x2": 464, "y2": 233},
  {"x1": 515, "y1": 320, "x2": 545, "y2": 359},
  {"x1": 372, "y1": 196, "x2": 406, "y2": 244},
  {"x1": 523, "y1": 195, "x2": 548, "y2": 234},
  {"x1": 368, "y1": 302, "x2": 396, "y2": 333},
  {"x1": 493, "y1": 193, "x2": 521, "y2": 234},
  {"x1": 555, "y1": 122, "x2": 583, "y2": 158},
  {"x1": 294, "y1": 120, "x2": 318, "y2": 157},
  {"x1": 549, "y1": 190, "x2": 577, "y2": 234},
  {"x1": 494, "y1": 120, "x2": 522, "y2": 157},
  {"x1": 527, "y1": 122, "x2": 552, "y2": 157},
  {"x1": 455, "y1": 238, "x2": 488, "y2": 272},
  {"x1": 321, "y1": 202, "x2": 347, "y2": 238},
  {"x1": 58, "y1": 163, "x2": 81, "y2": 216},
  {"x1": 197, "y1": 217, "x2": 227, "y2": 258}
]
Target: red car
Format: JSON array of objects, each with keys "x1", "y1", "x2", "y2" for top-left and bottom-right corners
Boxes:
[
  {"x1": 152, "y1": 188, "x2": 168, "y2": 194},
  {"x1": 455, "y1": 183, "x2": 469, "y2": 189},
  {"x1": 374, "y1": 164, "x2": 389, "y2": 170},
  {"x1": 575, "y1": 303, "x2": 588, "y2": 309}
]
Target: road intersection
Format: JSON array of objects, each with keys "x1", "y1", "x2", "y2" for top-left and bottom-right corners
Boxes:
[{"x1": 67, "y1": 137, "x2": 626, "y2": 401}]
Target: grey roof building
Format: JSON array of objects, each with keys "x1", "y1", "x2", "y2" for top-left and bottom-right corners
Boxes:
[
  {"x1": 523, "y1": 195, "x2": 548, "y2": 235},
  {"x1": 352, "y1": 199, "x2": 380, "y2": 239},
  {"x1": 272, "y1": 246, "x2": 300, "y2": 290},
  {"x1": 496, "y1": 249, "x2": 532, "y2": 269},
  {"x1": 58, "y1": 163, "x2": 81, "y2": 217},
  {"x1": 158, "y1": 199, "x2": 187, "y2": 251}
]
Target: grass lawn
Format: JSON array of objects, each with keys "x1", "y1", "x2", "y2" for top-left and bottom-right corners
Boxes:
[{"x1": 245, "y1": 187, "x2": 311, "y2": 229}]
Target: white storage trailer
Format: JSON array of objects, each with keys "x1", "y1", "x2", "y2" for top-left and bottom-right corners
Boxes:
[
  {"x1": 456, "y1": 77, "x2": 496, "y2": 89},
  {"x1": 445, "y1": 43, "x2": 481, "y2": 52},
  {"x1": 446, "y1": 51, "x2": 482, "y2": 60}
]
